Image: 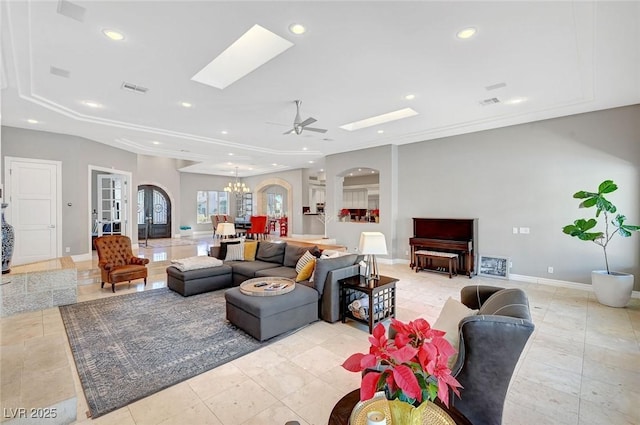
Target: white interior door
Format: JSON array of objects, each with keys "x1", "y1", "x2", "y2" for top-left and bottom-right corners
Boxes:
[
  {"x1": 4, "y1": 157, "x2": 61, "y2": 265},
  {"x1": 97, "y1": 174, "x2": 127, "y2": 236}
]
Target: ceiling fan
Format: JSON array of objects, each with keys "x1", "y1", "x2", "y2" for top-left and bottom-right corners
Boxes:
[{"x1": 284, "y1": 100, "x2": 328, "y2": 135}]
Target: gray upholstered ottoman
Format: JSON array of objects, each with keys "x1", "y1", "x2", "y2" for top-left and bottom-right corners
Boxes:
[
  {"x1": 225, "y1": 284, "x2": 318, "y2": 341},
  {"x1": 167, "y1": 264, "x2": 233, "y2": 296}
]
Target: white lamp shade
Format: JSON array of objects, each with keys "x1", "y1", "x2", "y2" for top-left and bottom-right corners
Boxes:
[
  {"x1": 359, "y1": 232, "x2": 388, "y2": 255},
  {"x1": 216, "y1": 222, "x2": 236, "y2": 236}
]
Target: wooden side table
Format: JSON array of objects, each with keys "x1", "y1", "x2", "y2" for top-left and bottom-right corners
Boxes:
[{"x1": 340, "y1": 275, "x2": 398, "y2": 333}]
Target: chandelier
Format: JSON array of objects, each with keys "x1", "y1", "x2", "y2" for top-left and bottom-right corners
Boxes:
[{"x1": 224, "y1": 167, "x2": 250, "y2": 196}]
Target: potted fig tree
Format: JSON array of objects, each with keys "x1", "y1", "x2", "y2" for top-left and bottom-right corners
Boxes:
[{"x1": 562, "y1": 180, "x2": 639, "y2": 307}]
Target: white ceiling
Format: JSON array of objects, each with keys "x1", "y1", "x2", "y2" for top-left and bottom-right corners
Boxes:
[{"x1": 1, "y1": 1, "x2": 638, "y2": 177}]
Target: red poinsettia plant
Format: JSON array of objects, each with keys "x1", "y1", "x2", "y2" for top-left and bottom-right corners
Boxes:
[
  {"x1": 342, "y1": 318, "x2": 462, "y2": 407},
  {"x1": 339, "y1": 208, "x2": 351, "y2": 218},
  {"x1": 371, "y1": 209, "x2": 380, "y2": 217}
]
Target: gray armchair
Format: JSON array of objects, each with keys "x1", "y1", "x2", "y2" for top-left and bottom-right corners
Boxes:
[{"x1": 450, "y1": 285, "x2": 535, "y2": 425}]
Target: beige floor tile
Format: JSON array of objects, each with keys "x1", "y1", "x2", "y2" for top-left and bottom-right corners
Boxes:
[
  {"x1": 503, "y1": 400, "x2": 575, "y2": 425},
  {"x1": 241, "y1": 401, "x2": 310, "y2": 425},
  {"x1": 523, "y1": 343, "x2": 584, "y2": 374},
  {"x1": 578, "y1": 398, "x2": 638, "y2": 425},
  {"x1": 204, "y1": 379, "x2": 278, "y2": 425},
  {"x1": 507, "y1": 376, "x2": 580, "y2": 424},
  {"x1": 290, "y1": 346, "x2": 346, "y2": 377},
  {"x1": 128, "y1": 382, "x2": 201, "y2": 425},
  {"x1": 280, "y1": 378, "x2": 344, "y2": 425},
  {"x1": 295, "y1": 320, "x2": 342, "y2": 345},
  {"x1": 74, "y1": 407, "x2": 136, "y2": 425},
  {"x1": 517, "y1": 358, "x2": 582, "y2": 396},
  {"x1": 233, "y1": 346, "x2": 289, "y2": 378},
  {"x1": 188, "y1": 363, "x2": 249, "y2": 400},
  {"x1": 254, "y1": 359, "x2": 317, "y2": 397},
  {"x1": 21, "y1": 365, "x2": 75, "y2": 408},
  {"x1": 158, "y1": 401, "x2": 223, "y2": 425},
  {"x1": 583, "y1": 342, "x2": 640, "y2": 372},
  {"x1": 580, "y1": 376, "x2": 640, "y2": 421},
  {"x1": 317, "y1": 364, "x2": 362, "y2": 394}
]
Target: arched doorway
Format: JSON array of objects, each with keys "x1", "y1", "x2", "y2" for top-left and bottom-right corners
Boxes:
[{"x1": 137, "y1": 185, "x2": 172, "y2": 239}]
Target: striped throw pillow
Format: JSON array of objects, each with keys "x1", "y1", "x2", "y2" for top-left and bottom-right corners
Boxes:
[
  {"x1": 225, "y1": 242, "x2": 245, "y2": 261},
  {"x1": 295, "y1": 250, "x2": 315, "y2": 273}
]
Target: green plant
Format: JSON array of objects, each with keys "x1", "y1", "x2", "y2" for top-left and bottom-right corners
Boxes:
[{"x1": 562, "y1": 180, "x2": 640, "y2": 274}]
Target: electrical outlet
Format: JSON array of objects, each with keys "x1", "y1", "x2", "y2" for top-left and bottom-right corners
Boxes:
[
  {"x1": 519, "y1": 227, "x2": 530, "y2": 234},
  {"x1": 65, "y1": 247, "x2": 70, "y2": 253},
  {"x1": 547, "y1": 266, "x2": 554, "y2": 274},
  {"x1": 509, "y1": 261, "x2": 513, "y2": 268},
  {"x1": 405, "y1": 250, "x2": 409, "y2": 256},
  {"x1": 512, "y1": 227, "x2": 518, "y2": 234}
]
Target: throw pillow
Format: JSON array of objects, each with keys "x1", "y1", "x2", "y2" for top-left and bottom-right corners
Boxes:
[
  {"x1": 295, "y1": 250, "x2": 316, "y2": 273},
  {"x1": 283, "y1": 244, "x2": 309, "y2": 268},
  {"x1": 218, "y1": 240, "x2": 241, "y2": 260},
  {"x1": 433, "y1": 297, "x2": 478, "y2": 368},
  {"x1": 244, "y1": 240, "x2": 258, "y2": 261},
  {"x1": 225, "y1": 242, "x2": 245, "y2": 261},
  {"x1": 255, "y1": 241, "x2": 286, "y2": 264},
  {"x1": 296, "y1": 258, "x2": 316, "y2": 282}
]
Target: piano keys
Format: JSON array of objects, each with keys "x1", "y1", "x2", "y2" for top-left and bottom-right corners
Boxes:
[{"x1": 409, "y1": 218, "x2": 478, "y2": 278}]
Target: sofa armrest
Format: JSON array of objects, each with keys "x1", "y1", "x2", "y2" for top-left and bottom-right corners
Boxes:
[
  {"x1": 319, "y1": 264, "x2": 360, "y2": 323},
  {"x1": 460, "y1": 285, "x2": 504, "y2": 310}
]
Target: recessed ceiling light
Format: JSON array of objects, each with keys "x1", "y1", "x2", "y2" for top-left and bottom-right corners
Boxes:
[
  {"x1": 152, "y1": 141, "x2": 161, "y2": 145},
  {"x1": 405, "y1": 94, "x2": 415, "y2": 100},
  {"x1": 221, "y1": 130, "x2": 228, "y2": 135},
  {"x1": 82, "y1": 100, "x2": 102, "y2": 108},
  {"x1": 228, "y1": 152, "x2": 234, "y2": 156},
  {"x1": 248, "y1": 167, "x2": 253, "y2": 171},
  {"x1": 504, "y1": 97, "x2": 528, "y2": 105},
  {"x1": 371, "y1": 170, "x2": 375, "y2": 174},
  {"x1": 227, "y1": 162, "x2": 233, "y2": 165},
  {"x1": 302, "y1": 147, "x2": 308, "y2": 151},
  {"x1": 180, "y1": 101, "x2": 192, "y2": 108},
  {"x1": 102, "y1": 29, "x2": 125, "y2": 41},
  {"x1": 320, "y1": 168, "x2": 324, "y2": 172},
  {"x1": 308, "y1": 160, "x2": 314, "y2": 164},
  {"x1": 358, "y1": 168, "x2": 362, "y2": 172},
  {"x1": 349, "y1": 173, "x2": 353, "y2": 176},
  {"x1": 27, "y1": 118, "x2": 39, "y2": 124},
  {"x1": 457, "y1": 27, "x2": 477, "y2": 39},
  {"x1": 272, "y1": 163, "x2": 278, "y2": 166},
  {"x1": 289, "y1": 23, "x2": 306, "y2": 35},
  {"x1": 377, "y1": 130, "x2": 384, "y2": 134},
  {"x1": 191, "y1": 24, "x2": 294, "y2": 90},
  {"x1": 340, "y1": 108, "x2": 418, "y2": 131}
]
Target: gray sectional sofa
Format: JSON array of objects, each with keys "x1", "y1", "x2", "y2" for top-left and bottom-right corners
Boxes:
[{"x1": 210, "y1": 241, "x2": 361, "y2": 323}]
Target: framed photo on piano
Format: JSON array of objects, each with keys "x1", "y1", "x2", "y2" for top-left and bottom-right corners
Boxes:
[{"x1": 478, "y1": 255, "x2": 510, "y2": 279}]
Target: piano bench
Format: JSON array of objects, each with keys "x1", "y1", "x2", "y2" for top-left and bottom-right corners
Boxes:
[{"x1": 415, "y1": 250, "x2": 458, "y2": 278}]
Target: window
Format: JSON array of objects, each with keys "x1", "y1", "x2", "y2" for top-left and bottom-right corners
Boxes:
[
  {"x1": 266, "y1": 193, "x2": 283, "y2": 217},
  {"x1": 197, "y1": 191, "x2": 229, "y2": 223}
]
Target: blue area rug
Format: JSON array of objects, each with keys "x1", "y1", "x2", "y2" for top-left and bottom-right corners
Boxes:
[{"x1": 60, "y1": 288, "x2": 265, "y2": 418}]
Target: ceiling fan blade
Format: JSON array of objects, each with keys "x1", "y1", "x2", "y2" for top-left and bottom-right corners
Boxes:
[
  {"x1": 304, "y1": 127, "x2": 328, "y2": 133},
  {"x1": 299, "y1": 117, "x2": 317, "y2": 127}
]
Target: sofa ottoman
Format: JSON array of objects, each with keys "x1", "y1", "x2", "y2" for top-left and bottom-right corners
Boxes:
[
  {"x1": 225, "y1": 284, "x2": 318, "y2": 341},
  {"x1": 167, "y1": 264, "x2": 233, "y2": 296}
]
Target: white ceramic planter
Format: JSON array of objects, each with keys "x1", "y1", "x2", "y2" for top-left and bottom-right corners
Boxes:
[{"x1": 591, "y1": 270, "x2": 634, "y2": 308}]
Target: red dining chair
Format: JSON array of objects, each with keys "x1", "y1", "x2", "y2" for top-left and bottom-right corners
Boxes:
[{"x1": 247, "y1": 215, "x2": 268, "y2": 240}]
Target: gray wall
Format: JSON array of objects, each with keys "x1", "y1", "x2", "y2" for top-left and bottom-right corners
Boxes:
[
  {"x1": 179, "y1": 172, "x2": 238, "y2": 233},
  {"x1": 325, "y1": 144, "x2": 398, "y2": 256},
  {"x1": 1, "y1": 126, "x2": 138, "y2": 254},
  {"x1": 396, "y1": 105, "x2": 640, "y2": 287}
]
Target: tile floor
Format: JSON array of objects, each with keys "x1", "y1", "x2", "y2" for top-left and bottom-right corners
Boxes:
[{"x1": 1, "y1": 236, "x2": 639, "y2": 425}]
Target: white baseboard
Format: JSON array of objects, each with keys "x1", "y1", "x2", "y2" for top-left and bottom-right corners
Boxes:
[{"x1": 500, "y1": 273, "x2": 640, "y2": 299}]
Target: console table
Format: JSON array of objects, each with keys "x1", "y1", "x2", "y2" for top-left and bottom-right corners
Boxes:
[
  {"x1": 339, "y1": 275, "x2": 397, "y2": 333},
  {"x1": 328, "y1": 389, "x2": 471, "y2": 425}
]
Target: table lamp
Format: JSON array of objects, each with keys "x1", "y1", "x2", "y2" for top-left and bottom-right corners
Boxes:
[
  {"x1": 359, "y1": 231, "x2": 388, "y2": 282},
  {"x1": 216, "y1": 222, "x2": 236, "y2": 239}
]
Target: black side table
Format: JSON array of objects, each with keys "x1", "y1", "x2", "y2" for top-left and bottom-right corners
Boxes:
[{"x1": 340, "y1": 275, "x2": 398, "y2": 333}]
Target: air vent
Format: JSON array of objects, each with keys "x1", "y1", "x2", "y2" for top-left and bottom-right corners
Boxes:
[
  {"x1": 485, "y1": 82, "x2": 506, "y2": 91},
  {"x1": 121, "y1": 82, "x2": 149, "y2": 94},
  {"x1": 50, "y1": 66, "x2": 70, "y2": 78},
  {"x1": 57, "y1": 0, "x2": 85, "y2": 22},
  {"x1": 479, "y1": 97, "x2": 500, "y2": 106}
]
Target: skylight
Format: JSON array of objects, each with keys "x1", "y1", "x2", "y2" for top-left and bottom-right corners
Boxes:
[
  {"x1": 191, "y1": 24, "x2": 293, "y2": 90},
  {"x1": 339, "y1": 108, "x2": 419, "y2": 131}
]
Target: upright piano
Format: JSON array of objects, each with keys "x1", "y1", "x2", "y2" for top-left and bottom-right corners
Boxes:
[{"x1": 409, "y1": 218, "x2": 478, "y2": 278}]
